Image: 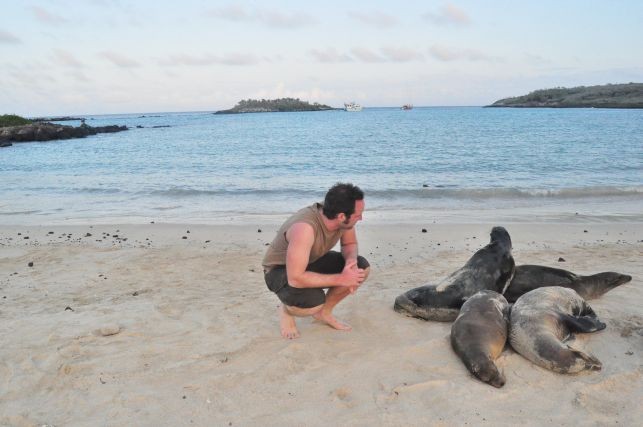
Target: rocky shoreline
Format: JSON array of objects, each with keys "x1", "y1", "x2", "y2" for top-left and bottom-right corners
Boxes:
[{"x1": 0, "y1": 122, "x2": 128, "y2": 147}]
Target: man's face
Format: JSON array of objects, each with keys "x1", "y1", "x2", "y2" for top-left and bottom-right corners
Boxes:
[{"x1": 341, "y1": 199, "x2": 365, "y2": 229}]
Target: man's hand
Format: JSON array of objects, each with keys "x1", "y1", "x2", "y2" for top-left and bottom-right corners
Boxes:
[{"x1": 340, "y1": 259, "x2": 366, "y2": 292}]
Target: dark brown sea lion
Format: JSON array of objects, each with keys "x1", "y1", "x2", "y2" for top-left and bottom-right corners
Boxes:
[
  {"x1": 394, "y1": 226, "x2": 515, "y2": 321},
  {"x1": 504, "y1": 265, "x2": 631, "y2": 303}
]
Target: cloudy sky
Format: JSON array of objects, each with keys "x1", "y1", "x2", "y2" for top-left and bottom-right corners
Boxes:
[{"x1": 1, "y1": 0, "x2": 642, "y2": 115}]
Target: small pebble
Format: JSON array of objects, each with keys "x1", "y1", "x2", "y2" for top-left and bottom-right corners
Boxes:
[
  {"x1": 421, "y1": 229, "x2": 427, "y2": 233},
  {"x1": 28, "y1": 261, "x2": 34, "y2": 267},
  {"x1": 558, "y1": 257, "x2": 566, "y2": 262},
  {"x1": 257, "y1": 229, "x2": 262, "y2": 233},
  {"x1": 182, "y1": 236, "x2": 187, "y2": 239}
]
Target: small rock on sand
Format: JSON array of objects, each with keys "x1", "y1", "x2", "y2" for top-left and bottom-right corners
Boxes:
[{"x1": 99, "y1": 325, "x2": 121, "y2": 336}]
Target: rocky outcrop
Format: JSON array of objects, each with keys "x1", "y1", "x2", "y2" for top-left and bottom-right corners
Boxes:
[
  {"x1": 31, "y1": 116, "x2": 85, "y2": 122},
  {"x1": 488, "y1": 83, "x2": 643, "y2": 108},
  {"x1": 215, "y1": 98, "x2": 335, "y2": 114},
  {"x1": 0, "y1": 123, "x2": 128, "y2": 144}
]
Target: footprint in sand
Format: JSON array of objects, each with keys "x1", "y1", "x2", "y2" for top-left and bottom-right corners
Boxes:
[
  {"x1": 331, "y1": 387, "x2": 356, "y2": 408},
  {"x1": 156, "y1": 303, "x2": 184, "y2": 319}
]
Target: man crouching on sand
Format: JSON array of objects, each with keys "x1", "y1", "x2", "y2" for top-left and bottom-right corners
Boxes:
[{"x1": 262, "y1": 183, "x2": 370, "y2": 339}]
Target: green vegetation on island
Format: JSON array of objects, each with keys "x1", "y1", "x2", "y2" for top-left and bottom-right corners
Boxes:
[
  {"x1": 488, "y1": 83, "x2": 643, "y2": 109},
  {"x1": 0, "y1": 114, "x2": 33, "y2": 127},
  {"x1": 215, "y1": 98, "x2": 335, "y2": 114}
]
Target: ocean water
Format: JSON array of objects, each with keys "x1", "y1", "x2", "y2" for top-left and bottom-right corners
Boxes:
[{"x1": 1, "y1": 107, "x2": 642, "y2": 224}]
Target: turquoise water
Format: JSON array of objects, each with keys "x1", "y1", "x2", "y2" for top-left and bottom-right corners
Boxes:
[{"x1": 1, "y1": 107, "x2": 642, "y2": 224}]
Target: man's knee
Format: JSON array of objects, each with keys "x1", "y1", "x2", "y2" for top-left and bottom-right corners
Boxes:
[{"x1": 356, "y1": 255, "x2": 370, "y2": 270}]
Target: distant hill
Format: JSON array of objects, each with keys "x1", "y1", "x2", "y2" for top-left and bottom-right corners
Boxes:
[
  {"x1": 214, "y1": 98, "x2": 335, "y2": 114},
  {"x1": 488, "y1": 83, "x2": 643, "y2": 108}
]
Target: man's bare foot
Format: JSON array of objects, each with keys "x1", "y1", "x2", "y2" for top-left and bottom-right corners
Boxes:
[
  {"x1": 313, "y1": 311, "x2": 352, "y2": 331},
  {"x1": 280, "y1": 305, "x2": 300, "y2": 339}
]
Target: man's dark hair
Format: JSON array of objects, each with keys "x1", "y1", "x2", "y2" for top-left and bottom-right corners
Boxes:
[{"x1": 322, "y1": 183, "x2": 364, "y2": 219}]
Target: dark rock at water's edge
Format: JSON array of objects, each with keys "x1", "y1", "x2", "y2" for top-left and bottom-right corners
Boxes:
[
  {"x1": 0, "y1": 142, "x2": 12, "y2": 148},
  {"x1": 487, "y1": 83, "x2": 643, "y2": 108},
  {"x1": 31, "y1": 116, "x2": 87, "y2": 122},
  {"x1": 215, "y1": 97, "x2": 336, "y2": 114},
  {"x1": 0, "y1": 123, "x2": 128, "y2": 144}
]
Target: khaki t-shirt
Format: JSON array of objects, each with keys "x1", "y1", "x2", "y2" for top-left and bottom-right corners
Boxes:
[{"x1": 262, "y1": 203, "x2": 342, "y2": 270}]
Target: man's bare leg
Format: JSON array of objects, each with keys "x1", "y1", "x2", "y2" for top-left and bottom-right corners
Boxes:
[
  {"x1": 314, "y1": 267, "x2": 370, "y2": 331},
  {"x1": 313, "y1": 286, "x2": 353, "y2": 330},
  {"x1": 280, "y1": 304, "x2": 322, "y2": 339}
]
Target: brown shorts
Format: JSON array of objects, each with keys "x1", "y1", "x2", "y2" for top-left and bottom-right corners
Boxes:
[{"x1": 264, "y1": 251, "x2": 370, "y2": 308}]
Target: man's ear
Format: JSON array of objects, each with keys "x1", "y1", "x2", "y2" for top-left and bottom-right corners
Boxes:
[{"x1": 337, "y1": 213, "x2": 346, "y2": 222}]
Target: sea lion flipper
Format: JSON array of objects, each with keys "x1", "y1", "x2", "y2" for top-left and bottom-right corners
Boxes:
[
  {"x1": 561, "y1": 314, "x2": 607, "y2": 333},
  {"x1": 567, "y1": 346, "x2": 602, "y2": 371}
]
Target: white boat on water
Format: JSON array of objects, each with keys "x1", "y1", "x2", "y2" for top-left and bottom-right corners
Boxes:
[{"x1": 344, "y1": 102, "x2": 362, "y2": 112}]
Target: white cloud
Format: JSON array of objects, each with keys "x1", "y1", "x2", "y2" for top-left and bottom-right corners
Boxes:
[
  {"x1": 257, "y1": 10, "x2": 316, "y2": 29},
  {"x1": 208, "y1": 4, "x2": 251, "y2": 21},
  {"x1": 423, "y1": 3, "x2": 471, "y2": 26},
  {"x1": 31, "y1": 6, "x2": 68, "y2": 25},
  {"x1": 380, "y1": 47, "x2": 424, "y2": 62},
  {"x1": 348, "y1": 11, "x2": 397, "y2": 28},
  {"x1": 429, "y1": 45, "x2": 493, "y2": 62},
  {"x1": 217, "y1": 53, "x2": 261, "y2": 66},
  {"x1": 208, "y1": 5, "x2": 316, "y2": 29},
  {"x1": 100, "y1": 51, "x2": 141, "y2": 68},
  {"x1": 350, "y1": 47, "x2": 386, "y2": 63},
  {"x1": 309, "y1": 48, "x2": 352, "y2": 63},
  {"x1": 311, "y1": 47, "x2": 424, "y2": 63},
  {"x1": 0, "y1": 29, "x2": 21, "y2": 44},
  {"x1": 52, "y1": 49, "x2": 85, "y2": 68},
  {"x1": 159, "y1": 53, "x2": 260, "y2": 67}
]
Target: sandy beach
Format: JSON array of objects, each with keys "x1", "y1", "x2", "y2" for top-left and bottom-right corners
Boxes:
[{"x1": 0, "y1": 217, "x2": 641, "y2": 426}]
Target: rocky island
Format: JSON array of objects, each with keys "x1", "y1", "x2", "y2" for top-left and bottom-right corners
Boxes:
[
  {"x1": 214, "y1": 98, "x2": 335, "y2": 114},
  {"x1": 0, "y1": 114, "x2": 127, "y2": 147},
  {"x1": 488, "y1": 83, "x2": 643, "y2": 108}
]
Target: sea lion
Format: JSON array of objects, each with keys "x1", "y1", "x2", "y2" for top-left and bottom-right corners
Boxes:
[
  {"x1": 394, "y1": 226, "x2": 515, "y2": 321},
  {"x1": 450, "y1": 290, "x2": 510, "y2": 387},
  {"x1": 509, "y1": 286, "x2": 605, "y2": 374},
  {"x1": 504, "y1": 265, "x2": 632, "y2": 303}
]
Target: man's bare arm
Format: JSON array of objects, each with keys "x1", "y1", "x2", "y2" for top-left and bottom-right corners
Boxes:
[
  {"x1": 286, "y1": 223, "x2": 363, "y2": 289},
  {"x1": 340, "y1": 227, "x2": 359, "y2": 264}
]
